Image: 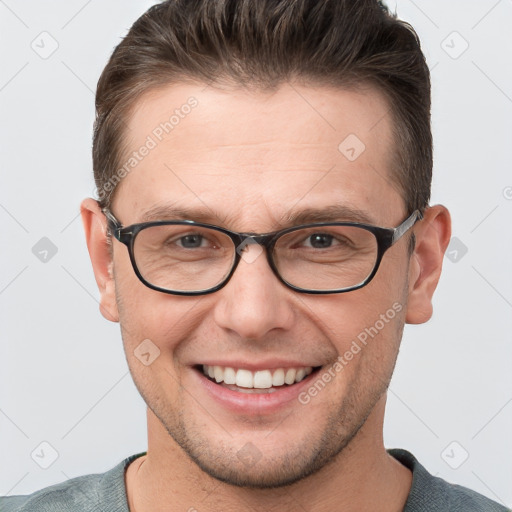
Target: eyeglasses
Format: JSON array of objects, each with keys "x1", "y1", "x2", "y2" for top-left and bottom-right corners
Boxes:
[{"x1": 103, "y1": 208, "x2": 422, "y2": 296}]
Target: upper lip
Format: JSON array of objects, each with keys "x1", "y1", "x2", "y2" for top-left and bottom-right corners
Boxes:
[{"x1": 195, "y1": 359, "x2": 323, "y2": 371}]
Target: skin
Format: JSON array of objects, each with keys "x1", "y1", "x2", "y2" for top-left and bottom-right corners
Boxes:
[{"x1": 81, "y1": 81, "x2": 451, "y2": 511}]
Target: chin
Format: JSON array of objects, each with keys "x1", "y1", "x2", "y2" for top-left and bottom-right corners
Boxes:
[
  {"x1": 154, "y1": 404, "x2": 361, "y2": 489},
  {"x1": 176, "y1": 439, "x2": 345, "y2": 489}
]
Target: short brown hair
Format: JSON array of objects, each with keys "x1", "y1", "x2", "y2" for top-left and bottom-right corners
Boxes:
[{"x1": 93, "y1": 0, "x2": 432, "y2": 215}]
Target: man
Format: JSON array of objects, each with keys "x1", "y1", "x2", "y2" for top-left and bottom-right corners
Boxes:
[{"x1": 2, "y1": 0, "x2": 508, "y2": 511}]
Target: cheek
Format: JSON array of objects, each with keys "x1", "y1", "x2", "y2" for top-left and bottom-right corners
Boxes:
[
  {"x1": 116, "y1": 291, "x2": 210, "y2": 410},
  {"x1": 332, "y1": 303, "x2": 405, "y2": 410},
  {"x1": 113, "y1": 256, "x2": 207, "y2": 358},
  {"x1": 297, "y1": 264, "x2": 408, "y2": 377}
]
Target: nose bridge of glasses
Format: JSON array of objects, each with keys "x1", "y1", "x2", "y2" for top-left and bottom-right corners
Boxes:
[
  {"x1": 228, "y1": 232, "x2": 283, "y2": 288},
  {"x1": 232, "y1": 232, "x2": 276, "y2": 253}
]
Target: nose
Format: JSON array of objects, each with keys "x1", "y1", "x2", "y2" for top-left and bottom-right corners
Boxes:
[{"x1": 213, "y1": 244, "x2": 295, "y2": 340}]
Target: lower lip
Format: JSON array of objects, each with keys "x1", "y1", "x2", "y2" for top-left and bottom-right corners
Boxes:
[{"x1": 192, "y1": 367, "x2": 321, "y2": 414}]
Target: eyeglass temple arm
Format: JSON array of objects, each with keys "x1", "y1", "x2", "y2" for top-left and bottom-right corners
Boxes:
[
  {"x1": 392, "y1": 209, "x2": 423, "y2": 244},
  {"x1": 101, "y1": 209, "x2": 123, "y2": 237},
  {"x1": 101, "y1": 209, "x2": 117, "y2": 226}
]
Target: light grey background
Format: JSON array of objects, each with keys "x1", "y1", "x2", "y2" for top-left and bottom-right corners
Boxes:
[{"x1": 1, "y1": 0, "x2": 511, "y2": 507}]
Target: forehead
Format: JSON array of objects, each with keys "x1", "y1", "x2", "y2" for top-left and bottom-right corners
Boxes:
[{"x1": 113, "y1": 81, "x2": 404, "y2": 228}]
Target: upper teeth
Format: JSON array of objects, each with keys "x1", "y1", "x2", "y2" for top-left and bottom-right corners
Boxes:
[{"x1": 202, "y1": 365, "x2": 313, "y2": 389}]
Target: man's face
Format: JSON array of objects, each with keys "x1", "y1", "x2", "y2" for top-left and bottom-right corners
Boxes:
[{"x1": 106, "y1": 82, "x2": 413, "y2": 487}]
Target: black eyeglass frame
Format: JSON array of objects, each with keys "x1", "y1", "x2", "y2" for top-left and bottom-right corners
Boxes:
[{"x1": 103, "y1": 208, "x2": 422, "y2": 296}]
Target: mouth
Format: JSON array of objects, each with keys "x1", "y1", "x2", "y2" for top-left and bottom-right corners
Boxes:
[{"x1": 194, "y1": 364, "x2": 323, "y2": 394}]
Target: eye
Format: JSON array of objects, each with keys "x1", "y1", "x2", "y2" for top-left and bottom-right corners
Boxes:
[
  {"x1": 302, "y1": 233, "x2": 346, "y2": 249},
  {"x1": 306, "y1": 234, "x2": 332, "y2": 248},
  {"x1": 177, "y1": 233, "x2": 207, "y2": 249}
]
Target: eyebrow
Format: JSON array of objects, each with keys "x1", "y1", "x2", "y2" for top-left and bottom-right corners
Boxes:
[
  {"x1": 140, "y1": 204, "x2": 227, "y2": 224},
  {"x1": 282, "y1": 205, "x2": 376, "y2": 226},
  {"x1": 138, "y1": 203, "x2": 377, "y2": 228}
]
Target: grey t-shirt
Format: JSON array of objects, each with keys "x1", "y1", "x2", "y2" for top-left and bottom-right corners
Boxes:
[{"x1": 1, "y1": 449, "x2": 509, "y2": 511}]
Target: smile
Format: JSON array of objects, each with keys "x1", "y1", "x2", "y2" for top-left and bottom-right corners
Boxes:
[{"x1": 199, "y1": 364, "x2": 322, "y2": 395}]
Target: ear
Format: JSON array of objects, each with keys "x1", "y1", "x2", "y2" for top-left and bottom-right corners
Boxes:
[
  {"x1": 405, "y1": 205, "x2": 451, "y2": 324},
  {"x1": 80, "y1": 198, "x2": 119, "y2": 323}
]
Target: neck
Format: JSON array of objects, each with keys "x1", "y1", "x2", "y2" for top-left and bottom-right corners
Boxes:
[{"x1": 126, "y1": 400, "x2": 412, "y2": 512}]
